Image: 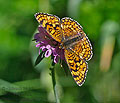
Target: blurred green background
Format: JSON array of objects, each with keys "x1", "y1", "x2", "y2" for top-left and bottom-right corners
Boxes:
[{"x1": 0, "y1": 0, "x2": 120, "y2": 103}]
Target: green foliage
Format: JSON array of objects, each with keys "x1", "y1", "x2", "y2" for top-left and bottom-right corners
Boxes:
[
  {"x1": 35, "y1": 51, "x2": 45, "y2": 66},
  {"x1": 0, "y1": 0, "x2": 120, "y2": 103}
]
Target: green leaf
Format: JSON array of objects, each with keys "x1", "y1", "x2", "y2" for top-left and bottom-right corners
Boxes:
[
  {"x1": 0, "y1": 79, "x2": 43, "y2": 96},
  {"x1": 0, "y1": 100, "x2": 5, "y2": 103},
  {"x1": 35, "y1": 51, "x2": 45, "y2": 66},
  {"x1": 32, "y1": 39, "x2": 37, "y2": 41},
  {"x1": 62, "y1": 60, "x2": 69, "y2": 76}
]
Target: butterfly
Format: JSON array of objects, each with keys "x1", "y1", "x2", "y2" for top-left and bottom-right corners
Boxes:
[{"x1": 35, "y1": 13, "x2": 93, "y2": 86}]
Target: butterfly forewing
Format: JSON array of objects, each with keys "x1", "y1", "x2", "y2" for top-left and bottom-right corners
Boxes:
[
  {"x1": 64, "y1": 49, "x2": 88, "y2": 86},
  {"x1": 35, "y1": 13, "x2": 62, "y2": 43},
  {"x1": 61, "y1": 17, "x2": 84, "y2": 40}
]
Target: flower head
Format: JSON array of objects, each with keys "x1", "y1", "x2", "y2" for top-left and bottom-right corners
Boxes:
[{"x1": 34, "y1": 26, "x2": 65, "y2": 64}]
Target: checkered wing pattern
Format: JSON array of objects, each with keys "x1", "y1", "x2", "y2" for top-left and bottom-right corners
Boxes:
[
  {"x1": 61, "y1": 17, "x2": 93, "y2": 61},
  {"x1": 35, "y1": 13, "x2": 62, "y2": 42},
  {"x1": 61, "y1": 17, "x2": 84, "y2": 40},
  {"x1": 64, "y1": 49, "x2": 88, "y2": 86},
  {"x1": 70, "y1": 36, "x2": 93, "y2": 61}
]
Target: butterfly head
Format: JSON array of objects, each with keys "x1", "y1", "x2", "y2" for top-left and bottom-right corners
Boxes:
[{"x1": 59, "y1": 43, "x2": 65, "y2": 49}]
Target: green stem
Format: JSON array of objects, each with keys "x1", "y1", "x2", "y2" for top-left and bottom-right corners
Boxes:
[{"x1": 50, "y1": 66, "x2": 60, "y2": 103}]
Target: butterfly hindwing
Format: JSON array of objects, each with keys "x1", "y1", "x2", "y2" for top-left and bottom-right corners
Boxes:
[
  {"x1": 64, "y1": 49, "x2": 88, "y2": 86},
  {"x1": 35, "y1": 13, "x2": 62, "y2": 43},
  {"x1": 70, "y1": 36, "x2": 93, "y2": 61}
]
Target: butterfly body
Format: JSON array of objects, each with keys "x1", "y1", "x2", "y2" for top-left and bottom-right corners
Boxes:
[
  {"x1": 62, "y1": 34, "x2": 83, "y2": 48},
  {"x1": 35, "y1": 12, "x2": 93, "y2": 86}
]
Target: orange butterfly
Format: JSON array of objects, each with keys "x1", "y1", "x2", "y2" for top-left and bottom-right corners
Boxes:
[{"x1": 35, "y1": 13, "x2": 93, "y2": 86}]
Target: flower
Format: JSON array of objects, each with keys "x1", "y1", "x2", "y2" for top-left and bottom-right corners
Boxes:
[{"x1": 34, "y1": 25, "x2": 65, "y2": 63}]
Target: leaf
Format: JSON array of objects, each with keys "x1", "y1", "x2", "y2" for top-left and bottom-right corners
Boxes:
[
  {"x1": 0, "y1": 79, "x2": 47, "y2": 102},
  {"x1": 0, "y1": 79, "x2": 43, "y2": 96},
  {"x1": 35, "y1": 51, "x2": 45, "y2": 66},
  {"x1": 62, "y1": 60, "x2": 69, "y2": 76},
  {"x1": 32, "y1": 39, "x2": 37, "y2": 41}
]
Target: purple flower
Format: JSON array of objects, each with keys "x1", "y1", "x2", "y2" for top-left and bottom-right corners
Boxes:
[{"x1": 34, "y1": 25, "x2": 65, "y2": 63}]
